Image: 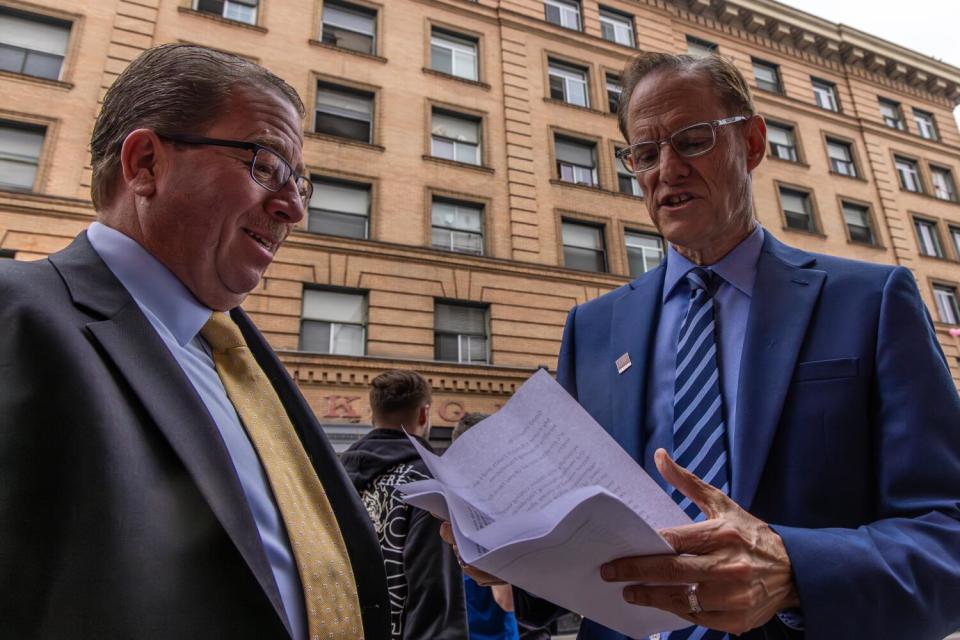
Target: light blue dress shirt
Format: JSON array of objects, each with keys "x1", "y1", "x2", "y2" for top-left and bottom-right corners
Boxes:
[
  {"x1": 87, "y1": 222, "x2": 306, "y2": 640},
  {"x1": 643, "y1": 224, "x2": 764, "y2": 485}
]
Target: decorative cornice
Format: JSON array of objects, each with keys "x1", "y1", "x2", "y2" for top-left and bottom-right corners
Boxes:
[{"x1": 665, "y1": 0, "x2": 960, "y2": 105}]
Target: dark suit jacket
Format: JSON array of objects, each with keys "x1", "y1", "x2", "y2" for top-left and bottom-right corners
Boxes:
[
  {"x1": 557, "y1": 232, "x2": 960, "y2": 640},
  {"x1": 0, "y1": 233, "x2": 390, "y2": 639}
]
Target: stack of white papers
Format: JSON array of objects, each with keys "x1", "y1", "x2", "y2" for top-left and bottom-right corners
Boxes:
[{"x1": 399, "y1": 369, "x2": 692, "y2": 639}]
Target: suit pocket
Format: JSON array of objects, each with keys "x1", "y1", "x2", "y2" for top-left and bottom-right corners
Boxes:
[{"x1": 793, "y1": 357, "x2": 859, "y2": 382}]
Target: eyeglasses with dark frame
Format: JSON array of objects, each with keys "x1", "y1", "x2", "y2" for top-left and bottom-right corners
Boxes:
[
  {"x1": 158, "y1": 134, "x2": 313, "y2": 207},
  {"x1": 615, "y1": 115, "x2": 751, "y2": 174}
]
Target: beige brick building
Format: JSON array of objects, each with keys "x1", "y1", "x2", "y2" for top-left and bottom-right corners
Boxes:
[{"x1": 1, "y1": 0, "x2": 959, "y2": 447}]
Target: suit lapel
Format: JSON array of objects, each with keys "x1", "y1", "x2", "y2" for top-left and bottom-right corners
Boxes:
[
  {"x1": 50, "y1": 234, "x2": 292, "y2": 635},
  {"x1": 732, "y1": 234, "x2": 825, "y2": 510},
  {"x1": 610, "y1": 268, "x2": 665, "y2": 464}
]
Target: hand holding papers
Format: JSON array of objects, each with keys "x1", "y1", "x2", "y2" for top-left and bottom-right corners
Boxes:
[{"x1": 398, "y1": 369, "x2": 692, "y2": 639}]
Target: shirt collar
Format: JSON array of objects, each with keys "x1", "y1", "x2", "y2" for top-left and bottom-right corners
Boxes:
[
  {"x1": 87, "y1": 222, "x2": 212, "y2": 346},
  {"x1": 663, "y1": 223, "x2": 765, "y2": 302}
]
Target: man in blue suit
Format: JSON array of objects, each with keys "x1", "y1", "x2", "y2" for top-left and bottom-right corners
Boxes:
[{"x1": 552, "y1": 52, "x2": 960, "y2": 640}]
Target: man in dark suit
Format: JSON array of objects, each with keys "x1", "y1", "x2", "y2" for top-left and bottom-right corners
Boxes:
[
  {"x1": 552, "y1": 51, "x2": 960, "y2": 640},
  {"x1": 0, "y1": 44, "x2": 388, "y2": 639}
]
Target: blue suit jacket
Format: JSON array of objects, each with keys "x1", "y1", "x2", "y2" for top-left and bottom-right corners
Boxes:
[{"x1": 556, "y1": 232, "x2": 960, "y2": 640}]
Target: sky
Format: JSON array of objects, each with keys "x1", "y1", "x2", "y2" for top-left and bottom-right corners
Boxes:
[{"x1": 777, "y1": 0, "x2": 960, "y2": 127}]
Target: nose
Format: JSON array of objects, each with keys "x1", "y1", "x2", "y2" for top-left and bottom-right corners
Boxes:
[
  {"x1": 657, "y1": 142, "x2": 691, "y2": 184},
  {"x1": 265, "y1": 178, "x2": 305, "y2": 225}
]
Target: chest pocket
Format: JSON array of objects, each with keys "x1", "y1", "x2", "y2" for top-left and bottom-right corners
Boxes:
[{"x1": 792, "y1": 357, "x2": 859, "y2": 382}]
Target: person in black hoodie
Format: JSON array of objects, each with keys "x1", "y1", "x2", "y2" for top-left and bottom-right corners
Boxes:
[{"x1": 341, "y1": 369, "x2": 468, "y2": 640}]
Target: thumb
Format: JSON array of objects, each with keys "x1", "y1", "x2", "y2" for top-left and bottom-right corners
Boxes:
[{"x1": 655, "y1": 448, "x2": 726, "y2": 518}]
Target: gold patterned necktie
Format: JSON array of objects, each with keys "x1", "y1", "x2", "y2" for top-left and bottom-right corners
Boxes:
[{"x1": 201, "y1": 312, "x2": 364, "y2": 640}]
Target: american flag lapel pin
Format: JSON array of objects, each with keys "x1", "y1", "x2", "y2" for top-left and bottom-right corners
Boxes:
[{"x1": 615, "y1": 352, "x2": 632, "y2": 374}]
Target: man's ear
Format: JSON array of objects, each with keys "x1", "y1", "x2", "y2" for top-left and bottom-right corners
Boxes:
[
  {"x1": 120, "y1": 128, "x2": 164, "y2": 198},
  {"x1": 418, "y1": 405, "x2": 430, "y2": 428},
  {"x1": 744, "y1": 115, "x2": 766, "y2": 171}
]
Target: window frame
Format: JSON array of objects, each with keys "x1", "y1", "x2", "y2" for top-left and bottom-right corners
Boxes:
[
  {"x1": 193, "y1": 0, "x2": 259, "y2": 26},
  {"x1": 553, "y1": 133, "x2": 599, "y2": 188},
  {"x1": 878, "y1": 97, "x2": 906, "y2": 131},
  {"x1": 0, "y1": 248, "x2": 14, "y2": 259},
  {"x1": 751, "y1": 58, "x2": 783, "y2": 94},
  {"x1": 429, "y1": 26, "x2": 479, "y2": 82},
  {"x1": 912, "y1": 108, "x2": 938, "y2": 141},
  {"x1": 598, "y1": 6, "x2": 635, "y2": 47},
  {"x1": 613, "y1": 144, "x2": 642, "y2": 197},
  {"x1": 429, "y1": 107, "x2": 482, "y2": 166},
  {"x1": 837, "y1": 197, "x2": 880, "y2": 247},
  {"x1": 543, "y1": 0, "x2": 581, "y2": 31},
  {"x1": 823, "y1": 134, "x2": 860, "y2": 179},
  {"x1": 765, "y1": 119, "x2": 800, "y2": 163},
  {"x1": 775, "y1": 182, "x2": 821, "y2": 235},
  {"x1": 605, "y1": 72, "x2": 622, "y2": 114},
  {"x1": 306, "y1": 174, "x2": 372, "y2": 240},
  {"x1": 893, "y1": 154, "x2": 924, "y2": 194},
  {"x1": 0, "y1": 118, "x2": 48, "y2": 193},
  {"x1": 547, "y1": 58, "x2": 591, "y2": 108},
  {"x1": 811, "y1": 77, "x2": 840, "y2": 112},
  {"x1": 931, "y1": 281, "x2": 960, "y2": 325},
  {"x1": 559, "y1": 216, "x2": 608, "y2": 273},
  {"x1": 312, "y1": 78, "x2": 377, "y2": 145},
  {"x1": 299, "y1": 286, "x2": 368, "y2": 355},
  {"x1": 320, "y1": 0, "x2": 378, "y2": 56},
  {"x1": 930, "y1": 164, "x2": 958, "y2": 202},
  {"x1": 913, "y1": 216, "x2": 946, "y2": 259},
  {"x1": 433, "y1": 300, "x2": 490, "y2": 364},
  {"x1": 624, "y1": 229, "x2": 664, "y2": 277},
  {"x1": 0, "y1": 6, "x2": 75, "y2": 83},
  {"x1": 685, "y1": 34, "x2": 718, "y2": 57},
  {"x1": 430, "y1": 195, "x2": 485, "y2": 256}
]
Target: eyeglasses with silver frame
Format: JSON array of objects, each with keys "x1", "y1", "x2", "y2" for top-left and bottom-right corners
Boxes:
[
  {"x1": 616, "y1": 115, "x2": 751, "y2": 174},
  {"x1": 158, "y1": 133, "x2": 313, "y2": 208}
]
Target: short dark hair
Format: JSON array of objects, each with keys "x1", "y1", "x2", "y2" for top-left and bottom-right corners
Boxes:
[
  {"x1": 617, "y1": 53, "x2": 755, "y2": 143},
  {"x1": 89, "y1": 43, "x2": 305, "y2": 209},
  {"x1": 452, "y1": 412, "x2": 488, "y2": 441},
  {"x1": 369, "y1": 370, "x2": 432, "y2": 427}
]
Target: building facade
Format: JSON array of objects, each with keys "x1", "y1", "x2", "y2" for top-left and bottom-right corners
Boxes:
[{"x1": 1, "y1": 0, "x2": 959, "y2": 448}]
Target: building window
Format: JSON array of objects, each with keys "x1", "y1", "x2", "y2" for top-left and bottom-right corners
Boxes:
[
  {"x1": 544, "y1": 0, "x2": 580, "y2": 30},
  {"x1": 878, "y1": 98, "x2": 905, "y2": 131},
  {"x1": 933, "y1": 284, "x2": 960, "y2": 325},
  {"x1": 913, "y1": 109, "x2": 938, "y2": 141},
  {"x1": 949, "y1": 226, "x2": 960, "y2": 259},
  {"x1": 752, "y1": 59, "x2": 782, "y2": 94},
  {"x1": 606, "y1": 74, "x2": 622, "y2": 113},
  {"x1": 299, "y1": 289, "x2": 366, "y2": 355},
  {"x1": 432, "y1": 198, "x2": 483, "y2": 255},
  {"x1": 767, "y1": 122, "x2": 798, "y2": 162},
  {"x1": 625, "y1": 231, "x2": 663, "y2": 276},
  {"x1": 811, "y1": 78, "x2": 839, "y2": 112},
  {"x1": 931, "y1": 166, "x2": 957, "y2": 202},
  {"x1": 0, "y1": 8, "x2": 70, "y2": 81},
  {"x1": 430, "y1": 29, "x2": 478, "y2": 81},
  {"x1": 894, "y1": 156, "x2": 923, "y2": 193},
  {"x1": 599, "y1": 7, "x2": 634, "y2": 47},
  {"x1": 562, "y1": 220, "x2": 606, "y2": 272},
  {"x1": 435, "y1": 302, "x2": 488, "y2": 364},
  {"x1": 826, "y1": 138, "x2": 857, "y2": 177},
  {"x1": 555, "y1": 136, "x2": 597, "y2": 187},
  {"x1": 195, "y1": 0, "x2": 258, "y2": 24},
  {"x1": 548, "y1": 60, "x2": 589, "y2": 107},
  {"x1": 314, "y1": 83, "x2": 374, "y2": 143},
  {"x1": 841, "y1": 201, "x2": 876, "y2": 245},
  {"x1": 0, "y1": 249, "x2": 13, "y2": 259},
  {"x1": 779, "y1": 186, "x2": 816, "y2": 233},
  {"x1": 0, "y1": 121, "x2": 44, "y2": 191},
  {"x1": 615, "y1": 147, "x2": 642, "y2": 197},
  {"x1": 308, "y1": 177, "x2": 369, "y2": 239},
  {"x1": 914, "y1": 218, "x2": 944, "y2": 258},
  {"x1": 321, "y1": 1, "x2": 376, "y2": 55},
  {"x1": 686, "y1": 35, "x2": 717, "y2": 57},
  {"x1": 431, "y1": 110, "x2": 481, "y2": 165}
]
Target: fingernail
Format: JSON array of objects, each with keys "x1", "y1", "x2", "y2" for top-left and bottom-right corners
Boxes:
[
  {"x1": 623, "y1": 588, "x2": 636, "y2": 603},
  {"x1": 601, "y1": 564, "x2": 616, "y2": 581}
]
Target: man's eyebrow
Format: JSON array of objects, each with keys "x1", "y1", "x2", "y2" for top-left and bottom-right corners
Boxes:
[{"x1": 249, "y1": 134, "x2": 305, "y2": 174}]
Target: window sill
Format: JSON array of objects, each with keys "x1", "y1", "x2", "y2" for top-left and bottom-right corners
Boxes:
[
  {"x1": 917, "y1": 253, "x2": 956, "y2": 263},
  {"x1": 899, "y1": 188, "x2": 960, "y2": 207},
  {"x1": 308, "y1": 40, "x2": 387, "y2": 64},
  {"x1": 814, "y1": 105, "x2": 843, "y2": 115},
  {"x1": 305, "y1": 131, "x2": 385, "y2": 152},
  {"x1": 754, "y1": 86, "x2": 785, "y2": 97},
  {"x1": 780, "y1": 225, "x2": 826, "y2": 239},
  {"x1": 766, "y1": 155, "x2": 809, "y2": 168},
  {"x1": 828, "y1": 170, "x2": 867, "y2": 182},
  {"x1": 422, "y1": 67, "x2": 490, "y2": 90},
  {"x1": 550, "y1": 178, "x2": 603, "y2": 193},
  {"x1": 0, "y1": 69, "x2": 73, "y2": 90},
  {"x1": 543, "y1": 97, "x2": 607, "y2": 116},
  {"x1": 845, "y1": 238, "x2": 885, "y2": 250},
  {"x1": 422, "y1": 155, "x2": 494, "y2": 174},
  {"x1": 177, "y1": 7, "x2": 267, "y2": 32}
]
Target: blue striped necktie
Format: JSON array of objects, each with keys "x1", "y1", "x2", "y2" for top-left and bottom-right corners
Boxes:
[{"x1": 661, "y1": 268, "x2": 730, "y2": 640}]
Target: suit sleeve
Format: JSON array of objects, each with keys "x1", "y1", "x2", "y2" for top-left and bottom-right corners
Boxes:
[
  {"x1": 556, "y1": 306, "x2": 578, "y2": 398},
  {"x1": 400, "y1": 506, "x2": 468, "y2": 640},
  {"x1": 773, "y1": 266, "x2": 960, "y2": 640}
]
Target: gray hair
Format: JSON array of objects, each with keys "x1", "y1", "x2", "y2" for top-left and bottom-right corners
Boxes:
[
  {"x1": 89, "y1": 43, "x2": 305, "y2": 209},
  {"x1": 617, "y1": 53, "x2": 755, "y2": 143}
]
